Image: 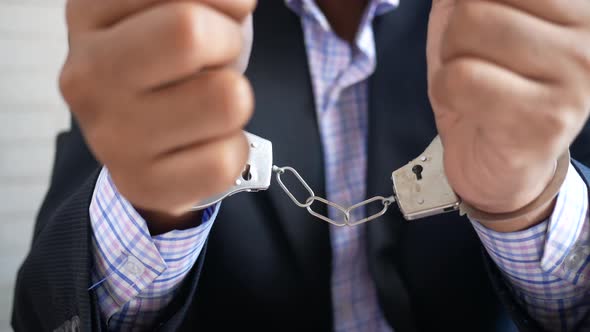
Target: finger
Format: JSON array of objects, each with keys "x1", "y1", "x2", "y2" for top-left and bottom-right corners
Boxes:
[
  {"x1": 430, "y1": 57, "x2": 559, "y2": 153},
  {"x1": 442, "y1": 1, "x2": 572, "y2": 81},
  {"x1": 134, "y1": 69, "x2": 253, "y2": 155},
  {"x1": 66, "y1": 0, "x2": 255, "y2": 32},
  {"x1": 471, "y1": 0, "x2": 590, "y2": 26},
  {"x1": 427, "y1": 0, "x2": 456, "y2": 83},
  {"x1": 141, "y1": 131, "x2": 249, "y2": 214},
  {"x1": 93, "y1": 2, "x2": 243, "y2": 89}
]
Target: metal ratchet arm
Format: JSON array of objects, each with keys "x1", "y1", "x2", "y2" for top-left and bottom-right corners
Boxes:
[{"x1": 191, "y1": 132, "x2": 273, "y2": 210}]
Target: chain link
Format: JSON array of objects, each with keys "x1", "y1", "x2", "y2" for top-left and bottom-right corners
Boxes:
[{"x1": 272, "y1": 165, "x2": 395, "y2": 227}]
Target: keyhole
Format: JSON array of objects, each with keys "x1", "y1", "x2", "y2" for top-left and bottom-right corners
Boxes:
[
  {"x1": 412, "y1": 164, "x2": 423, "y2": 181},
  {"x1": 241, "y1": 164, "x2": 252, "y2": 181}
]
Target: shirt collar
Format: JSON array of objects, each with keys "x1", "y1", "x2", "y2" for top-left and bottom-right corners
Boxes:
[
  {"x1": 284, "y1": 0, "x2": 399, "y2": 35},
  {"x1": 285, "y1": 0, "x2": 399, "y2": 10}
]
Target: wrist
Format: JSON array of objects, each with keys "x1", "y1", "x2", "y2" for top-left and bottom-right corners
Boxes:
[
  {"x1": 476, "y1": 197, "x2": 556, "y2": 233},
  {"x1": 137, "y1": 208, "x2": 205, "y2": 236},
  {"x1": 462, "y1": 150, "x2": 570, "y2": 233},
  {"x1": 468, "y1": 160, "x2": 556, "y2": 214}
]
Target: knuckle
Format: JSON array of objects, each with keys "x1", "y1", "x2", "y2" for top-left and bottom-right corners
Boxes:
[
  {"x1": 442, "y1": 3, "x2": 486, "y2": 62},
  {"x1": 215, "y1": 71, "x2": 254, "y2": 129},
  {"x1": 64, "y1": 0, "x2": 76, "y2": 27},
  {"x1": 559, "y1": 85, "x2": 589, "y2": 115},
  {"x1": 449, "y1": 61, "x2": 470, "y2": 85},
  {"x1": 209, "y1": 135, "x2": 249, "y2": 187},
  {"x1": 572, "y1": 39, "x2": 590, "y2": 71},
  {"x1": 223, "y1": 0, "x2": 257, "y2": 20},
  {"x1": 59, "y1": 56, "x2": 91, "y2": 108},
  {"x1": 572, "y1": 93, "x2": 590, "y2": 114},
  {"x1": 449, "y1": 60, "x2": 480, "y2": 89},
  {"x1": 238, "y1": 0, "x2": 258, "y2": 17},
  {"x1": 455, "y1": 1, "x2": 480, "y2": 26},
  {"x1": 543, "y1": 108, "x2": 570, "y2": 135},
  {"x1": 59, "y1": 51, "x2": 101, "y2": 113},
  {"x1": 168, "y1": 4, "x2": 204, "y2": 58},
  {"x1": 430, "y1": 60, "x2": 481, "y2": 112}
]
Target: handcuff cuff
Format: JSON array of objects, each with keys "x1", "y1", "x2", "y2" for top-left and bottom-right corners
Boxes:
[{"x1": 192, "y1": 131, "x2": 570, "y2": 226}]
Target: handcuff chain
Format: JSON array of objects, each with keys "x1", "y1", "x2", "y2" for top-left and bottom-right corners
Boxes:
[{"x1": 272, "y1": 165, "x2": 395, "y2": 227}]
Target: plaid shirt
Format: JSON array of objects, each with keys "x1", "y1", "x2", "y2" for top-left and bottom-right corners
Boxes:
[{"x1": 89, "y1": 1, "x2": 590, "y2": 331}]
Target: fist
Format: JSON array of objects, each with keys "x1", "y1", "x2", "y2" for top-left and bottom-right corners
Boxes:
[
  {"x1": 427, "y1": 0, "x2": 590, "y2": 215},
  {"x1": 59, "y1": 0, "x2": 256, "y2": 217}
]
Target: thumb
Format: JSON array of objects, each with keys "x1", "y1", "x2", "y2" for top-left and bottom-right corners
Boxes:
[{"x1": 427, "y1": 0, "x2": 456, "y2": 82}]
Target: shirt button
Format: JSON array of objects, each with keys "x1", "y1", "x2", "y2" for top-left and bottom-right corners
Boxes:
[
  {"x1": 563, "y1": 245, "x2": 590, "y2": 272},
  {"x1": 123, "y1": 256, "x2": 145, "y2": 277}
]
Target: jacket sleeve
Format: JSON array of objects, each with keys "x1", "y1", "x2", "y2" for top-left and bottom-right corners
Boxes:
[
  {"x1": 11, "y1": 119, "x2": 210, "y2": 331},
  {"x1": 89, "y1": 168, "x2": 218, "y2": 331}
]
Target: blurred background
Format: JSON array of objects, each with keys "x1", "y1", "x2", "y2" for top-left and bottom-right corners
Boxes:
[{"x1": 0, "y1": 0, "x2": 69, "y2": 330}]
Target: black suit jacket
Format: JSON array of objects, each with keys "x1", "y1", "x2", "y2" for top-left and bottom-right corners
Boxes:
[{"x1": 12, "y1": 1, "x2": 590, "y2": 331}]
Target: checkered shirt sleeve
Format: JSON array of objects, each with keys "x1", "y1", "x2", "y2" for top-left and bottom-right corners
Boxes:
[
  {"x1": 88, "y1": 167, "x2": 218, "y2": 331},
  {"x1": 472, "y1": 163, "x2": 590, "y2": 331}
]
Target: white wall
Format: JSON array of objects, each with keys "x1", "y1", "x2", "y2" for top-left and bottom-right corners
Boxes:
[{"x1": 0, "y1": 0, "x2": 69, "y2": 330}]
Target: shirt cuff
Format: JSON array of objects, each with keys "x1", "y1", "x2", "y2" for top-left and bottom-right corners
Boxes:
[
  {"x1": 470, "y1": 162, "x2": 590, "y2": 330},
  {"x1": 471, "y1": 161, "x2": 590, "y2": 294},
  {"x1": 89, "y1": 167, "x2": 218, "y2": 322}
]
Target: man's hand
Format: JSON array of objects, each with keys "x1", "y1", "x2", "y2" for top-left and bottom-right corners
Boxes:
[
  {"x1": 427, "y1": 0, "x2": 590, "y2": 228},
  {"x1": 59, "y1": 0, "x2": 256, "y2": 226}
]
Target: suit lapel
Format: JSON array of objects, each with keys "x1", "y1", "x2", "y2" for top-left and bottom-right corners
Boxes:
[
  {"x1": 365, "y1": 1, "x2": 438, "y2": 331},
  {"x1": 245, "y1": 1, "x2": 332, "y2": 290}
]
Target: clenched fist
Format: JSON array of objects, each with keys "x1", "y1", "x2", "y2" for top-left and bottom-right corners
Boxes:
[
  {"x1": 59, "y1": 0, "x2": 256, "y2": 226},
  {"x1": 427, "y1": 0, "x2": 590, "y2": 228}
]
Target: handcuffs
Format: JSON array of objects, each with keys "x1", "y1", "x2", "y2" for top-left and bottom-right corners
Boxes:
[
  {"x1": 192, "y1": 131, "x2": 462, "y2": 224},
  {"x1": 192, "y1": 131, "x2": 570, "y2": 226}
]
